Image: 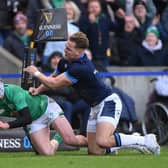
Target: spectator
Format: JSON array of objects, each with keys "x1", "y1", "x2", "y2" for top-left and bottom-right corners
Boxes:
[
  {"x1": 27, "y1": 0, "x2": 65, "y2": 29},
  {"x1": 73, "y1": 0, "x2": 88, "y2": 15},
  {"x1": 27, "y1": 0, "x2": 45, "y2": 29},
  {"x1": 117, "y1": 16, "x2": 143, "y2": 65},
  {"x1": 133, "y1": 0, "x2": 152, "y2": 38},
  {"x1": 43, "y1": 1, "x2": 80, "y2": 62},
  {"x1": 0, "y1": 0, "x2": 28, "y2": 46},
  {"x1": 153, "y1": 0, "x2": 168, "y2": 15},
  {"x1": 106, "y1": 0, "x2": 156, "y2": 19},
  {"x1": 3, "y1": 12, "x2": 30, "y2": 60},
  {"x1": 48, "y1": 51, "x2": 63, "y2": 71},
  {"x1": 141, "y1": 0, "x2": 157, "y2": 19},
  {"x1": 128, "y1": 26, "x2": 168, "y2": 66},
  {"x1": 159, "y1": 3, "x2": 168, "y2": 41},
  {"x1": 51, "y1": 0, "x2": 65, "y2": 8},
  {"x1": 80, "y1": 0, "x2": 120, "y2": 67}
]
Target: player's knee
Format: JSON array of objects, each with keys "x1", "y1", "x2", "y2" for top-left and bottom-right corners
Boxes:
[
  {"x1": 88, "y1": 150, "x2": 103, "y2": 155},
  {"x1": 88, "y1": 146, "x2": 104, "y2": 155},
  {"x1": 96, "y1": 137, "x2": 110, "y2": 148}
]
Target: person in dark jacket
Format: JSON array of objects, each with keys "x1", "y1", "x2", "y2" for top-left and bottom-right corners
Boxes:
[
  {"x1": 160, "y1": 3, "x2": 168, "y2": 41},
  {"x1": 27, "y1": 0, "x2": 65, "y2": 29},
  {"x1": 79, "y1": 0, "x2": 122, "y2": 67},
  {"x1": 128, "y1": 26, "x2": 168, "y2": 66},
  {"x1": 117, "y1": 15, "x2": 143, "y2": 65},
  {"x1": 133, "y1": 1, "x2": 152, "y2": 39},
  {"x1": 106, "y1": 0, "x2": 156, "y2": 19},
  {"x1": 3, "y1": 12, "x2": 30, "y2": 60}
]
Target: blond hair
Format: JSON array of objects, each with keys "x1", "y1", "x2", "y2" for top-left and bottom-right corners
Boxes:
[{"x1": 63, "y1": 1, "x2": 81, "y2": 22}]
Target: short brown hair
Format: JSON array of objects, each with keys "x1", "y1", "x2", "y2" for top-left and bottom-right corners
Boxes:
[{"x1": 70, "y1": 32, "x2": 89, "y2": 49}]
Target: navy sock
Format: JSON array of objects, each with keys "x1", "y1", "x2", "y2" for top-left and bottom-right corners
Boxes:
[
  {"x1": 106, "y1": 148, "x2": 111, "y2": 154},
  {"x1": 114, "y1": 133, "x2": 121, "y2": 147}
]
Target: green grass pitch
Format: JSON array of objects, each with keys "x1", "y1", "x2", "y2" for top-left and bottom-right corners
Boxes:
[{"x1": 0, "y1": 147, "x2": 168, "y2": 168}]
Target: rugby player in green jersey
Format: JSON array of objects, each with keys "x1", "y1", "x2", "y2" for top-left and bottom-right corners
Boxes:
[{"x1": 0, "y1": 81, "x2": 87, "y2": 155}]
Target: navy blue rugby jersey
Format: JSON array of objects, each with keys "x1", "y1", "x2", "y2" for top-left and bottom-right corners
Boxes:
[{"x1": 56, "y1": 54, "x2": 112, "y2": 106}]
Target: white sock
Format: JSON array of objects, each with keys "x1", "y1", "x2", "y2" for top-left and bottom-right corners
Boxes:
[{"x1": 119, "y1": 133, "x2": 145, "y2": 146}]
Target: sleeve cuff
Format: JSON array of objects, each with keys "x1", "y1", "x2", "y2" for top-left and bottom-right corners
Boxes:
[{"x1": 64, "y1": 71, "x2": 78, "y2": 84}]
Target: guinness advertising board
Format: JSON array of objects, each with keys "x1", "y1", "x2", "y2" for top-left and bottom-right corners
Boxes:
[
  {"x1": 34, "y1": 8, "x2": 67, "y2": 42},
  {"x1": 0, "y1": 130, "x2": 79, "y2": 152}
]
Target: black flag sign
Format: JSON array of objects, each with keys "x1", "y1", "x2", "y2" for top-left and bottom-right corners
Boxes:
[{"x1": 34, "y1": 8, "x2": 67, "y2": 42}]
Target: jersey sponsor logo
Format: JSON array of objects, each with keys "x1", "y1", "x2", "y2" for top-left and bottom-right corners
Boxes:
[
  {"x1": 0, "y1": 138, "x2": 21, "y2": 149},
  {"x1": 0, "y1": 109, "x2": 5, "y2": 114}
]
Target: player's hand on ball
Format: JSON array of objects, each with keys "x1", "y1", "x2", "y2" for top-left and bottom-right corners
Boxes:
[
  {"x1": 0, "y1": 121, "x2": 9, "y2": 129},
  {"x1": 24, "y1": 65, "x2": 38, "y2": 76},
  {"x1": 29, "y1": 87, "x2": 39, "y2": 96}
]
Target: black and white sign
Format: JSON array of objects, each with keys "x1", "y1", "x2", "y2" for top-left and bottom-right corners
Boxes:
[{"x1": 34, "y1": 8, "x2": 67, "y2": 42}]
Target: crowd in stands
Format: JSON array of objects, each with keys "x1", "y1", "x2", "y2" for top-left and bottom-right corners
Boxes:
[
  {"x1": 1, "y1": 0, "x2": 168, "y2": 67},
  {"x1": 1, "y1": 0, "x2": 168, "y2": 134}
]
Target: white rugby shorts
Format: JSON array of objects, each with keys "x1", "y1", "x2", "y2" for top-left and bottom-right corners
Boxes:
[
  {"x1": 87, "y1": 93, "x2": 122, "y2": 133},
  {"x1": 27, "y1": 98, "x2": 63, "y2": 134}
]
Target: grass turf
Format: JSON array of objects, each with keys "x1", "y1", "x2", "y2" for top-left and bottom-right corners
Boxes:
[{"x1": 0, "y1": 147, "x2": 168, "y2": 168}]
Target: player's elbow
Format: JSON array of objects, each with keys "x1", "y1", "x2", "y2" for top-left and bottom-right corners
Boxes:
[{"x1": 22, "y1": 116, "x2": 32, "y2": 127}]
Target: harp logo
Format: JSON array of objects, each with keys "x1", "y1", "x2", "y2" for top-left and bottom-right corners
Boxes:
[{"x1": 43, "y1": 12, "x2": 53, "y2": 24}]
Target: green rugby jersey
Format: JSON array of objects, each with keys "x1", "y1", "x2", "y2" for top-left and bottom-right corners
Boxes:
[{"x1": 0, "y1": 84, "x2": 48, "y2": 121}]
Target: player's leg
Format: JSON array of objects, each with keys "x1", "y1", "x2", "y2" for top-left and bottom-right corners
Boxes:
[
  {"x1": 51, "y1": 115, "x2": 87, "y2": 146},
  {"x1": 26, "y1": 100, "x2": 63, "y2": 156},
  {"x1": 47, "y1": 98, "x2": 87, "y2": 146},
  {"x1": 97, "y1": 123, "x2": 160, "y2": 155},
  {"x1": 29, "y1": 127, "x2": 59, "y2": 155},
  {"x1": 96, "y1": 93, "x2": 160, "y2": 155},
  {"x1": 87, "y1": 107, "x2": 105, "y2": 154},
  {"x1": 87, "y1": 132, "x2": 105, "y2": 154}
]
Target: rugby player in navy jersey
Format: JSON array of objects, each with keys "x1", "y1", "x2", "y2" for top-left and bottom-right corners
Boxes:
[{"x1": 24, "y1": 32, "x2": 160, "y2": 155}]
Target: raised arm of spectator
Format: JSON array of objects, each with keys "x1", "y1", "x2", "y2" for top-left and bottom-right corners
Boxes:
[
  {"x1": 105, "y1": 0, "x2": 123, "y2": 13},
  {"x1": 146, "y1": 0, "x2": 157, "y2": 19},
  {"x1": 152, "y1": 15, "x2": 168, "y2": 41}
]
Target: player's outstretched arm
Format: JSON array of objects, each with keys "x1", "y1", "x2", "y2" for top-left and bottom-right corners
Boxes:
[
  {"x1": 29, "y1": 84, "x2": 48, "y2": 96},
  {"x1": 0, "y1": 107, "x2": 33, "y2": 129},
  {"x1": 28, "y1": 68, "x2": 58, "y2": 95},
  {"x1": 24, "y1": 66, "x2": 73, "y2": 89}
]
